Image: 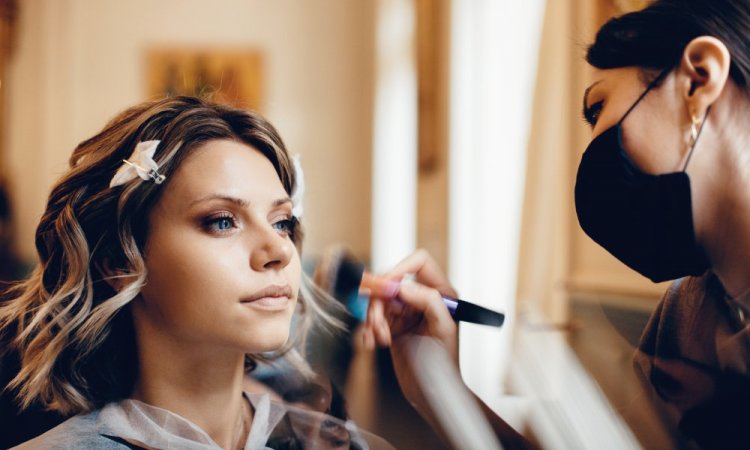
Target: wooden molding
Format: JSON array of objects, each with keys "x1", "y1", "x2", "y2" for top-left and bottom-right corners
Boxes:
[
  {"x1": 0, "y1": 0, "x2": 17, "y2": 56},
  {"x1": 0, "y1": 0, "x2": 17, "y2": 176},
  {"x1": 416, "y1": 0, "x2": 441, "y2": 173}
]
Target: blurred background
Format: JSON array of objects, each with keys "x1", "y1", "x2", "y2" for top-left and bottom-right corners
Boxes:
[{"x1": 0, "y1": 0, "x2": 691, "y2": 449}]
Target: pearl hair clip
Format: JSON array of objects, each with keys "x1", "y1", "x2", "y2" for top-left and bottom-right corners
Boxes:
[{"x1": 109, "y1": 140, "x2": 166, "y2": 188}]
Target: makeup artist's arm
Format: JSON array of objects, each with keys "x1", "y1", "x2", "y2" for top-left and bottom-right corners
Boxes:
[{"x1": 362, "y1": 250, "x2": 536, "y2": 450}]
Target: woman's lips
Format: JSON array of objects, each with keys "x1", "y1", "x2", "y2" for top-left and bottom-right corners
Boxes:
[{"x1": 241, "y1": 285, "x2": 293, "y2": 311}]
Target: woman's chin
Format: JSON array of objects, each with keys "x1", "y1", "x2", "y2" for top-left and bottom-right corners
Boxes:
[{"x1": 243, "y1": 334, "x2": 290, "y2": 354}]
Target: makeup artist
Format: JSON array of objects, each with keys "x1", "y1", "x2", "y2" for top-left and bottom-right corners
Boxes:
[
  {"x1": 575, "y1": 1, "x2": 750, "y2": 447},
  {"x1": 366, "y1": 1, "x2": 750, "y2": 448}
]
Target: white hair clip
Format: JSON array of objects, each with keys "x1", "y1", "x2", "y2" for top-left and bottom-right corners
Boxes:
[
  {"x1": 290, "y1": 154, "x2": 305, "y2": 218},
  {"x1": 109, "y1": 140, "x2": 166, "y2": 188}
]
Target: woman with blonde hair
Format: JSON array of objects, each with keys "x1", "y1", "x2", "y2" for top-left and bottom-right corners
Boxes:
[{"x1": 0, "y1": 96, "x2": 394, "y2": 449}]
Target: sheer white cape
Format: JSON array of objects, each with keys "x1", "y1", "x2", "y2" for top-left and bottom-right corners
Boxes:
[{"x1": 14, "y1": 392, "x2": 394, "y2": 450}]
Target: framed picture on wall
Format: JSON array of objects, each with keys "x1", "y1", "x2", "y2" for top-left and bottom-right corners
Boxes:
[
  {"x1": 146, "y1": 49, "x2": 264, "y2": 110},
  {"x1": 611, "y1": 0, "x2": 650, "y2": 14}
]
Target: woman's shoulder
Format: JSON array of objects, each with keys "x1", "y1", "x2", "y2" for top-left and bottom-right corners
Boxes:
[
  {"x1": 663, "y1": 272, "x2": 715, "y2": 298},
  {"x1": 659, "y1": 272, "x2": 727, "y2": 313},
  {"x1": 245, "y1": 392, "x2": 395, "y2": 450},
  {"x1": 11, "y1": 410, "x2": 143, "y2": 450}
]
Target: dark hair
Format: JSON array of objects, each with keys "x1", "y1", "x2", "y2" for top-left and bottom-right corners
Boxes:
[
  {"x1": 0, "y1": 181, "x2": 22, "y2": 283},
  {"x1": 587, "y1": 0, "x2": 750, "y2": 90}
]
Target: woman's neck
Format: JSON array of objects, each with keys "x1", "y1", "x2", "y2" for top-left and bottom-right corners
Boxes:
[
  {"x1": 698, "y1": 114, "x2": 750, "y2": 298},
  {"x1": 709, "y1": 215, "x2": 750, "y2": 299},
  {"x1": 687, "y1": 94, "x2": 750, "y2": 298},
  {"x1": 131, "y1": 316, "x2": 251, "y2": 449}
]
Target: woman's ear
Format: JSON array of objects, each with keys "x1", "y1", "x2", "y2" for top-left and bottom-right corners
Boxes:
[
  {"x1": 98, "y1": 259, "x2": 126, "y2": 292},
  {"x1": 680, "y1": 36, "x2": 731, "y2": 118}
]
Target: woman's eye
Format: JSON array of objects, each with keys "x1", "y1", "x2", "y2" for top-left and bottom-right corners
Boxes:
[
  {"x1": 583, "y1": 101, "x2": 603, "y2": 127},
  {"x1": 272, "y1": 217, "x2": 298, "y2": 237},
  {"x1": 202, "y1": 213, "x2": 238, "y2": 234}
]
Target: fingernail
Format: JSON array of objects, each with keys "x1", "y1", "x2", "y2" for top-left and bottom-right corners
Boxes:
[{"x1": 362, "y1": 273, "x2": 400, "y2": 299}]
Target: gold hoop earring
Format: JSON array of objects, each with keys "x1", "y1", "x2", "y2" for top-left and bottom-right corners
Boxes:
[{"x1": 689, "y1": 113, "x2": 702, "y2": 147}]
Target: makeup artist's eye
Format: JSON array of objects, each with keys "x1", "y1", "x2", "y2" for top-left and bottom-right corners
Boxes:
[
  {"x1": 202, "y1": 212, "x2": 238, "y2": 234},
  {"x1": 272, "y1": 216, "x2": 298, "y2": 238},
  {"x1": 582, "y1": 100, "x2": 603, "y2": 127}
]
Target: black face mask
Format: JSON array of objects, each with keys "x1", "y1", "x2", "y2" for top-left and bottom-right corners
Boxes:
[{"x1": 574, "y1": 71, "x2": 709, "y2": 283}]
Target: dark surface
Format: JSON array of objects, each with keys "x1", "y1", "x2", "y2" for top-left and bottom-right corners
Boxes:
[{"x1": 0, "y1": 350, "x2": 67, "y2": 449}]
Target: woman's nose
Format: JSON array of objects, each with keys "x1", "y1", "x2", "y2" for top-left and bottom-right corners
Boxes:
[{"x1": 249, "y1": 224, "x2": 294, "y2": 271}]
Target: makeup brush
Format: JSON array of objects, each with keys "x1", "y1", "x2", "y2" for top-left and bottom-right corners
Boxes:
[{"x1": 316, "y1": 246, "x2": 505, "y2": 328}]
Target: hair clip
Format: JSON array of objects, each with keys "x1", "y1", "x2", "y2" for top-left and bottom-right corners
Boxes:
[
  {"x1": 109, "y1": 140, "x2": 166, "y2": 188},
  {"x1": 290, "y1": 154, "x2": 304, "y2": 218}
]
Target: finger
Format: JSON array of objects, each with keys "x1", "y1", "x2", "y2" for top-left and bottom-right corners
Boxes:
[
  {"x1": 363, "y1": 297, "x2": 379, "y2": 348},
  {"x1": 397, "y1": 282, "x2": 459, "y2": 361},
  {"x1": 367, "y1": 298, "x2": 391, "y2": 347},
  {"x1": 365, "y1": 290, "x2": 379, "y2": 324},
  {"x1": 383, "y1": 249, "x2": 457, "y2": 297},
  {"x1": 361, "y1": 326, "x2": 375, "y2": 350},
  {"x1": 365, "y1": 295, "x2": 382, "y2": 327},
  {"x1": 385, "y1": 299, "x2": 405, "y2": 319},
  {"x1": 397, "y1": 281, "x2": 455, "y2": 334},
  {"x1": 376, "y1": 319, "x2": 392, "y2": 346}
]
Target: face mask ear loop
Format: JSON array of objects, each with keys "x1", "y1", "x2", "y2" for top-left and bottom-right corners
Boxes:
[
  {"x1": 618, "y1": 67, "x2": 672, "y2": 126},
  {"x1": 682, "y1": 105, "x2": 711, "y2": 171}
]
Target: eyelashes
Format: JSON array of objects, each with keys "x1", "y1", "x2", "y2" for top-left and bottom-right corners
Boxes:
[
  {"x1": 583, "y1": 101, "x2": 603, "y2": 127},
  {"x1": 201, "y1": 212, "x2": 298, "y2": 238},
  {"x1": 202, "y1": 212, "x2": 238, "y2": 234},
  {"x1": 272, "y1": 217, "x2": 298, "y2": 238}
]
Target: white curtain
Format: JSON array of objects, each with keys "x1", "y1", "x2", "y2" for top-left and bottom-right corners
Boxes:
[
  {"x1": 371, "y1": 0, "x2": 418, "y2": 272},
  {"x1": 448, "y1": 0, "x2": 546, "y2": 400}
]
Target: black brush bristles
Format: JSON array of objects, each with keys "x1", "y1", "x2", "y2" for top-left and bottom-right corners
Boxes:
[{"x1": 331, "y1": 252, "x2": 365, "y2": 300}]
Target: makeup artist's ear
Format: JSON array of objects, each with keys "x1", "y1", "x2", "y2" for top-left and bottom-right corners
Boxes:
[{"x1": 679, "y1": 36, "x2": 730, "y2": 118}]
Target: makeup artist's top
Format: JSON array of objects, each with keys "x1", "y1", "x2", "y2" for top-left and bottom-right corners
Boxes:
[
  {"x1": 12, "y1": 392, "x2": 395, "y2": 450},
  {"x1": 634, "y1": 273, "x2": 750, "y2": 449}
]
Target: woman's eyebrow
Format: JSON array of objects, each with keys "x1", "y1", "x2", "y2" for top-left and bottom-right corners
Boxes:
[
  {"x1": 189, "y1": 195, "x2": 292, "y2": 208},
  {"x1": 582, "y1": 80, "x2": 603, "y2": 113},
  {"x1": 189, "y1": 194, "x2": 249, "y2": 208}
]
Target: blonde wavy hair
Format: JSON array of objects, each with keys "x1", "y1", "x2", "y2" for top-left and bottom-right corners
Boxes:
[{"x1": 0, "y1": 96, "x2": 342, "y2": 415}]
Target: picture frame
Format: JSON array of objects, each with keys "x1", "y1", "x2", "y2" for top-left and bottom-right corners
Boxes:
[{"x1": 146, "y1": 49, "x2": 264, "y2": 110}]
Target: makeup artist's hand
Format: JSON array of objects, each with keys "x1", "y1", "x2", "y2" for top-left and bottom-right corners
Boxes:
[
  {"x1": 362, "y1": 250, "x2": 538, "y2": 450},
  {"x1": 362, "y1": 249, "x2": 460, "y2": 414}
]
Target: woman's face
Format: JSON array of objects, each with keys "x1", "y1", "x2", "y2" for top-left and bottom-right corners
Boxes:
[
  {"x1": 135, "y1": 139, "x2": 301, "y2": 354},
  {"x1": 583, "y1": 66, "x2": 694, "y2": 175}
]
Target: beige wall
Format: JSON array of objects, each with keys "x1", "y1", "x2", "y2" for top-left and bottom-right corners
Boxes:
[{"x1": 3, "y1": 0, "x2": 375, "y2": 264}]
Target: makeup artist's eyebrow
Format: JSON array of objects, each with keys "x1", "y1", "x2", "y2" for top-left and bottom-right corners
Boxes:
[{"x1": 582, "y1": 80, "x2": 603, "y2": 118}]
